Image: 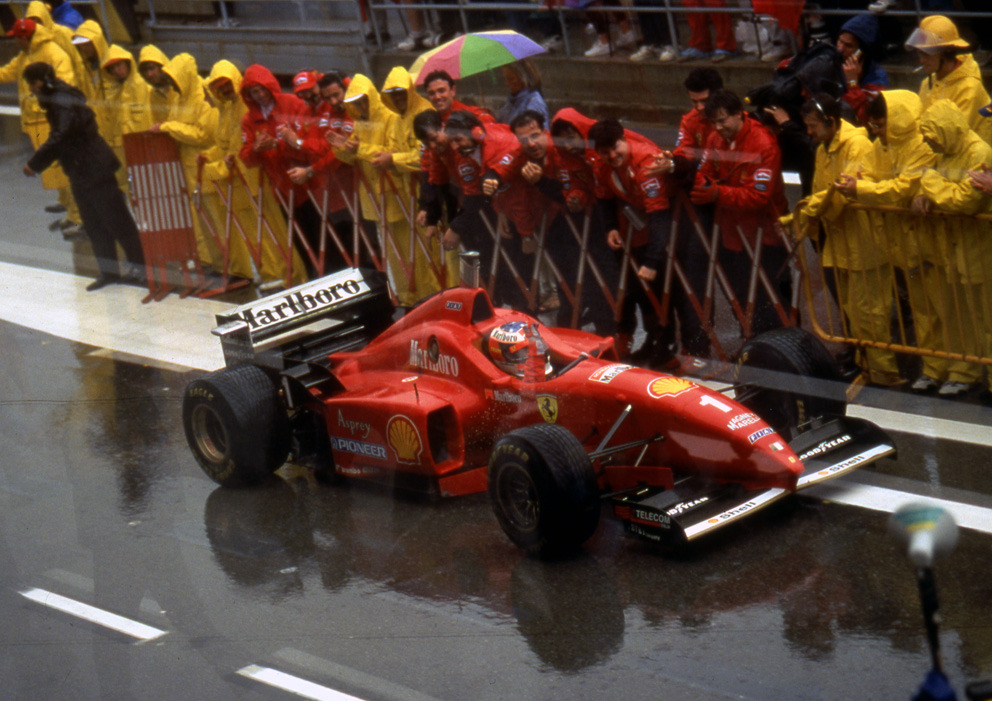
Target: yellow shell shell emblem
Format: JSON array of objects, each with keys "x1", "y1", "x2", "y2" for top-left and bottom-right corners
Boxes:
[
  {"x1": 647, "y1": 376, "x2": 694, "y2": 399},
  {"x1": 387, "y1": 415, "x2": 423, "y2": 464}
]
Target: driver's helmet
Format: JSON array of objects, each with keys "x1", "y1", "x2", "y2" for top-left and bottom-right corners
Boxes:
[{"x1": 487, "y1": 321, "x2": 552, "y2": 379}]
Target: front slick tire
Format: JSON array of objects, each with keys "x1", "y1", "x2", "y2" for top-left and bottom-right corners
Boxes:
[
  {"x1": 489, "y1": 424, "x2": 600, "y2": 558},
  {"x1": 183, "y1": 364, "x2": 289, "y2": 487}
]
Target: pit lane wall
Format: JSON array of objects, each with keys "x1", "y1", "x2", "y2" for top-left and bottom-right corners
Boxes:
[{"x1": 127, "y1": 154, "x2": 992, "y2": 374}]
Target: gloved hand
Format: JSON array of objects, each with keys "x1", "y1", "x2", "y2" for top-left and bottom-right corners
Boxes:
[{"x1": 690, "y1": 178, "x2": 719, "y2": 204}]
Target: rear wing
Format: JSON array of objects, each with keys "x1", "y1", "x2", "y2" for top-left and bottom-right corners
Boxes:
[{"x1": 212, "y1": 268, "x2": 392, "y2": 370}]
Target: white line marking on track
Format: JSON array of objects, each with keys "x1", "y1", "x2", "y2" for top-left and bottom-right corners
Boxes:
[
  {"x1": 273, "y1": 647, "x2": 440, "y2": 701},
  {"x1": 807, "y1": 482, "x2": 992, "y2": 535},
  {"x1": 237, "y1": 665, "x2": 368, "y2": 701},
  {"x1": 848, "y1": 404, "x2": 992, "y2": 449},
  {"x1": 19, "y1": 587, "x2": 168, "y2": 641}
]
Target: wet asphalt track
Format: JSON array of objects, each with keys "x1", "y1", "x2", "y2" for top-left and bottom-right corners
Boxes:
[{"x1": 1, "y1": 143, "x2": 992, "y2": 700}]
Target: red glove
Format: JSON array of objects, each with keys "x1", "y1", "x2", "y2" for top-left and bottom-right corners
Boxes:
[{"x1": 690, "y1": 178, "x2": 719, "y2": 205}]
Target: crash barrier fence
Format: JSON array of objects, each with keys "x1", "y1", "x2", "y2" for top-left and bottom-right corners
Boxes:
[
  {"x1": 135, "y1": 151, "x2": 992, "y2": 371},
  {"x1": 792, "y1": 201, "x2": 992, "y2": 369}
]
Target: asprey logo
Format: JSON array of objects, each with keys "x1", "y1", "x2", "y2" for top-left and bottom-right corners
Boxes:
[{"x1": 337, "y1": 410, "x2": 370, "y2": 439}]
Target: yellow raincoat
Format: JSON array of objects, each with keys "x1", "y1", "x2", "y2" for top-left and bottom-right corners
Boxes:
[
  {"x1": 919, "y1": 53, "x2": 992, "y2": 145},
  {"x1": 802, "y1": 118, "x2": 899, "y2": 384},
  {"x1": 337, "y1": 73, "x2": 398, "y2": 223},
  {"x1": 379, "y1": 66, "x2": 445, "y2": 305},
  {"x1": 855, "y1": 90, "x2": 945, "y2": 381},
  {"x1": 26, "y1": 1, "x2": 86, "y2": 93},
  {"x1": 137, "y1": 44, "x2": 173, "y2": 126},
  {"x1": 199, "y1": 60, "x2": 304, "y2": 285},
  {"x1": 158, "y1": 52, "x2": 220, "y2": 267},
  {"x1": 71, "y1": 20, "x2": 111, "y2": 137},
  {"x1": 101, "y1": 44, "x2": 153, "y2": 140},
  {"x1": 919, "y1": 99, "x2": 992, "y2": 385},
  {"x1": 0, "y1": 20, "x2": 74, "y2": 192}
]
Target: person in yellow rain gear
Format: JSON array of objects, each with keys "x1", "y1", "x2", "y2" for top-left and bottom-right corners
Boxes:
[
  {"x1": 70, "y1": 20, "x2": 110, "y2": 136},
  {"x1": 100, "y1": 44, "x2": 152, "y2": 191},
  {"x1": 0, "y1": 18, "x2": 81, "y2": 233},
  {"x1": 136, "y1": 44, "x2": 173, "y2": 128},
  {"x1": 906, "y1": 15, "x2": 992, "y2": 145},
  {"x1": 913, "y1": 99, "x2": 992, "y2": 398},
  {"x1": 789, "y1": 92, "x2": 902, "y2": 387},
  {"x1": 199, "y1": 60, "x2": 306, "y2": 286},
  {"x1": 378, "y1": 65, "x2": 448, "y2": 307},
  {"x1": 329, "y1": 73, "x2": 397, "y2": 271},
  {"x1": 148, "y1": 52, "x2": 221, "y2": 270},
  {"x1": 833, "y1": 90, "x2": 945, "y2": 394}
]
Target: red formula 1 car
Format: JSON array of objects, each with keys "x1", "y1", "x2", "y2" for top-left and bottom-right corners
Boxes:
[{"x1": 183, "y1": 267, "x2": 896, "y2": 555}]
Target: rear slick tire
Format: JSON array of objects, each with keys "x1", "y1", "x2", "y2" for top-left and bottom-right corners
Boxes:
[
  {"x1": 488, "y1": 424, "x2": 600, "y2": 558},
  {"x1": 183, "y1": 365, "x2": 290, "y2": 487}
]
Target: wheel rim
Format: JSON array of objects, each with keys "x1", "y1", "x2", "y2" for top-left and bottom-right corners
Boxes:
[
  {"x1": 190, "y1": 403, "x2": 230, "y2": 466},
  {"x1": 496, "y1": 461, "x2": 540, "y2": 534}
]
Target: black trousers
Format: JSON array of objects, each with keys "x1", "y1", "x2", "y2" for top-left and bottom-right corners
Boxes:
[{"x1": 72, "y1": 174, "x2": 144, "y2": 278}]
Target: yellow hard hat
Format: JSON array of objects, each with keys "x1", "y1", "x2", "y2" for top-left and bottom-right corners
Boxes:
[{"x1": 905, "y1": 15, "x2": 971, "y2": 54}]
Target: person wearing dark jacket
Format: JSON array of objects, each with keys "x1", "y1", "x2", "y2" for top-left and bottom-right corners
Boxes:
[{"x1": 22, "y1": 61, "x2": 144, "y2": 291}]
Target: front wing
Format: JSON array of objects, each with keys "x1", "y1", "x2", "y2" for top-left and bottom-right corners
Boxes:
[{"x1": 611, "y1": 416, "x2": 896, "y2": 545}]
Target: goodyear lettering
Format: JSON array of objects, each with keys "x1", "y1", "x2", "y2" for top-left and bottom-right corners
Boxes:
[
  {"x1": 409, "y1": 340, "x2": 460, "y2": 376},
  {"x1": 188, "y1": 387, "x2": 214, "y2": 400},
  {"x1": 727, "y1": 412, "x2": 759, "y2": 430},
  {"x1": 666, "y1": 496, "x2": 709, "y2": 516},
  {"x1": 337, "y1": 410, "x2": 370, "y2": 439},
  {"x1": 798, "y1": 434, "x2": 853, "y2": 462},
  {"x1": 330, "y1": 436, "x2": 387, "y2": 460},
  {"x1": 492, "y1": 443, "x2": 530, "y2": 463}
]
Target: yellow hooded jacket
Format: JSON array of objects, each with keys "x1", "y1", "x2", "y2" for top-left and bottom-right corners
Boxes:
[
  {"x1": 855, "y1": 90, "x2": 938, "y2": 268},
  {"x1": 337, "y1": 73, "x2": 399, "y2": 221},
  {"x1": 201, "y1": 60, "x2": 247, "y2": 183},
  {"x1": 919, "y1": 99, "x2": 992, "y2": 285},
  {"x1": 71, "y1": 20, "x2": 110, "y2": 125},
  {"x1": 159, "y1": 53, "x2": 218, "y2": 173},
  {"x1": 137, "y1": 44, "x2": 173, "y2": 126},
  {"x1": 25, "y1": 0, "x2": 86, "y2": 92},
  {"x1": 802, "y1": 119, "x2": 882, "y2": 270},
  {"x1": 0, "y1": 21, "x2": 75, "y2": 131},
  {"x1": 919, "y1": 54, "x2": 992, "y2": 145},
  {"x1": 380, "y1": 66, "x2": 433, "y2": 220},
  {"x1": 101, "y1": 44, "x2": 153, "y2": 140}
]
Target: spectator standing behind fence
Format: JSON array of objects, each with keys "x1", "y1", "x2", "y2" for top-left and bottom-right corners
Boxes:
[
  {"x1": 692, "y1": 89, "x2": 789, "y2": 340},
  {"x1": 379, "y1": 66, "x2": 445, "y2": 307},
  {"x1": 0, "y1": 19, "x2": 80, "y2": 234},
  {"x1": 22, "y1": 62, "x2": 144, "y2": 291},
  {"x1": 793, "y1": 93, "x2": 902, "y2": 387},
  {"x1": 198, "y1": 60, "x2": 298, "y2": 286},
  {"x1": 495, "y1": 60, "x2": 549, "y2": 128},
  {"x1": 589, "y1": 118, "x2": 682, "y2": 367},
  {"x1": 833, "y1": 91, "x2": 943, "y2": 394},
  {"x1": 906, "y1": 15, "x2": 992, "y2": 146},
  {"x1": 148, "y1": 53, "x2": 221, "y2": 270},
  {"x1": 100, "y1": 44, "x2": 152, "y2": 189},
  {"x1": 331, "y1": 74, "x2": 399, "y2": 268},
  {"x1": 680, "y1": 0, "x2": 738, "y2": 62},
  {"x1": 835, "y1": 14, "x2": 889, "y2": 126},
  {"x1": 136, "y1": 45, "x2": 173, "y2": 127},
  {"x1": 71, "y1": 21, "x2": 110, "y2": 137},
  {"x1": 913, "y1": 99, "x2": 992, "y2": 398}
]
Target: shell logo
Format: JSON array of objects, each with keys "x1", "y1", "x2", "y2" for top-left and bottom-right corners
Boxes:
[
  {"x1": 387, "y1": 415, "x2": 423, "y2": 464},
  {"x1": 647, "y1": 376, "x2": 694, "y2": 398}
]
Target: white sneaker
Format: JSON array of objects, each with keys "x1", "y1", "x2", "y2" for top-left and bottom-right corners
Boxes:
[
  {"x1": 868, "y1": 0, "x2": 897, "y2": 14},
  {"x1": 910, "y1": 374, "x2": 939, "y2": 392},
  {"x1": 540, "y1": 35, "x2": 563, "y2": 52},
  {"x1": 617, "y1": 29, "x2": 638, "y2": 49},
  {"x1": 629, "y1": 44, "x2": 656, "y2": 61},
  {"x1": 396, "y1": 33, "x2": 426, "y2": 51},
  {"x1": 658, "y1": 45, "x2": 678, "y2": 62},
  {"x1": 584, "y1": 38, "x2": 611, "y2": 58},
  {"x1": 938, "y1": 380, "x2": 972, "y2": 396}
]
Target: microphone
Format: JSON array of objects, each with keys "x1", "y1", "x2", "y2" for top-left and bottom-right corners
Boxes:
[{"x1": 889, "y1": 503, "x2": 958, "y2": 568}]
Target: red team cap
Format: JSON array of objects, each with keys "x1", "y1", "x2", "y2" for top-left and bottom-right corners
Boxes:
[
  {"x1": 292, "y1": 70, "x2": 321, "y2": 94},
  {"x1": 7, "y1": 18, "x2": 36, "y2": 38}
]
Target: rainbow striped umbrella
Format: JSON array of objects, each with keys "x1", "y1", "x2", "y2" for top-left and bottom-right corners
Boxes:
[{"x1": 410, "y1": 30, "x2": 546, "y2": 85}]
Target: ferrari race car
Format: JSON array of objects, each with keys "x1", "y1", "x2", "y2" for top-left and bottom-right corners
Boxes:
[{"x1": 183, "y1": 267, "x2": 896, "y2": 556}]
